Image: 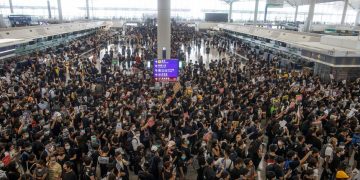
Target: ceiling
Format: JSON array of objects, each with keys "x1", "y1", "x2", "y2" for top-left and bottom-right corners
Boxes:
[
  {"x1": 285, "y1": 0, "x2": 360, "y2": 9},
  {"x1": 349, "y1": 0, "x2": 360, "y2": 9},
  {"x1": 285, "y1": 0, "x2": 337, "y2": 6},
  {"x1": 221, "y1": 0, "x2": 240, "y2": 4}
]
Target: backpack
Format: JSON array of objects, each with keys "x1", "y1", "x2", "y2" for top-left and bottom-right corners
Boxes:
[{"x1": 320, "y1": 144, "x2": 333, "y2": 158}]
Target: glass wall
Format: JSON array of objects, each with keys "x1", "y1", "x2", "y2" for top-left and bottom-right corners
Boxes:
[{"x1": 0, "y1": 0, "x2": 357, "y2": 24}]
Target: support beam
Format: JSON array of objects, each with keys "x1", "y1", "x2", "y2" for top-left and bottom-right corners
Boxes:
[
  {"x1": 229, "y1": 2, "x2": 233, "y2": 22},
  {"x1": 86, "y1": 0, "x2": 90, "y2": 19},
  {"x1": 157, "y1": 0, "x2": 171, "y2": 59},
  {"x1": 356, "y1": 10, "x2": 360, "y2": 26},
  {"x1": 254, "y1": 0, "x2": 259, "y2": 25},
  {"x1": 341, "y1": 0, "x2": 348, "y2": 25},
  {"x1": 294, "y1": 5, "x2": 298, "y2": 22},
  {"x1": 57, "y1": 0, "x2": 63, "y2": 22},
  {"x1": 304, "y1": 0, "x2": 315, "y2": 32},
  {"x1": 8, "y1": 0, "x2": 13, "y2": 14},
  {"x1": 47, "y1": 0, "x2": 52, "y2": 19},
  {"x1": 264, "y1": 4, "x2": 268, "y2": 22}
]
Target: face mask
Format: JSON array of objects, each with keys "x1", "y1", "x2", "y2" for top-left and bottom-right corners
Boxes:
[
  {"x1": 181, "y1": 156, "x2": 186, "y2": 160},
  {"x1": 65, "y1": 145, "x2": 70, "y2": 150},
  {"x1": 201, "y1": 142, "x2": 207, "y2": 147},
  {"x1": 126, "y1": 111, "x2": 130, "y2": 116}
]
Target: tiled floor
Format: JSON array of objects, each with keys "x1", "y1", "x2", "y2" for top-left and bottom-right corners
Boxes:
[{"x1": 96, "y1": 39, "x2": 234, "y2": 71}]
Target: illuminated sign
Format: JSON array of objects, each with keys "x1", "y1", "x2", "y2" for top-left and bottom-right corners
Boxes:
[{"x1": 153, "y1": 59, "x2": 179, "y2": 82}]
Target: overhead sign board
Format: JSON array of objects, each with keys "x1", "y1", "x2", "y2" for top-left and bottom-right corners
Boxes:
[
  {"x1": 266, "y1": 0, "x2": 284, "y2": 8},
  {"x1": 153, "y1": 59, "x2": 179, "y2": 82}
]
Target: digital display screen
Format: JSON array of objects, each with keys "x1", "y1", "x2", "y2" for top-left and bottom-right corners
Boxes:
[
  {"x1": 153, "y1": 59, "x2": 179, "y2": 82},
  {"x1": 205, "y1": 13, "x2": 228, "y2": 22}
]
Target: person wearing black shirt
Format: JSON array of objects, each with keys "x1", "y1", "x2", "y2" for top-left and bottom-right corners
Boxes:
[
  {"x1": 230, "y1": 158, "x2": 247, "y2": 180},
  {"x1": 162, "y1": 161, "x2": 176, "y2": 180},
  {"x1": 81, "y1": 156, "x2": 95, "y2": 180},
  {"x1": 329, "y1": 148, "x2": 344, "y2": 176},
  {"x1": 203, "y1": 157, "x2": 223, "y2": 180},
  {"x1": 62, "y1": 161, "x2": 77, "y2": 180},
  {"x1": 294, "y1": 135, "x2": 307, "y2": 159},
  {"x1": 6, "y1": 162, "x2": 20, "y2": 180},
  {"x1": 266, "y1": 156, "x2": 285, "y2": 179},
  {"x1": 305, "y1": 129, "x2": 322, "y2": 151},
  {"x1": 196, "y1": 148, "x2": 206, "y2": 180},
  {"x1": 203, "y1": 157, "x2": 216, "y2": 180},
  {"x1": 149, "y1": 146, "x2": 161, "y2": 180}
]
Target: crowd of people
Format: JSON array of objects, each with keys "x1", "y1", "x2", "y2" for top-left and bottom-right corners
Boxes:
[{"x1": 0, "y1": 21, "x2": 359, "y2": 180}]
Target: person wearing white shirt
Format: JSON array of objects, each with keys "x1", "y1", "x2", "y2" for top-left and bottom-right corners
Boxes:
[
  {"x1": 214, "y1": 149, "x2": 234, "y2": 171},
  {"x1": 132, "y1": 130, "x2": 143, "y2": 152}
]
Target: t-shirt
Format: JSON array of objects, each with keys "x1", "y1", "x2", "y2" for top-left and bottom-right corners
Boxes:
[
  {"x1": 203, "y1": 166, "x2": 216, "y2": 180},
  {"x1": 266, "y1": 164, "x2": 284, "y2": 179},
  {"x1": 48, "y1": 162, "x2": 62, "y2": 179},
  {"x1": 330, "y1": 155, "x2": 341, "y2": 172},
  {"x1": 230, "y1": 166, "x2": 247, "y2": 179},
  {"x1": 325, "y1": 146, "x2": 334, "y2": 161},
  {"x1": 34, "y1": 167, "x2": 48, "y2": 179},
  {"x1": 82, "y1": 166, "x2": 94, "y2": 180},
  {"x1": 62, "y1": 171, "x2": 77, "y2": 180},
  {"x1": 214, "y1": 158, "x2": 233, "y2": 171}
]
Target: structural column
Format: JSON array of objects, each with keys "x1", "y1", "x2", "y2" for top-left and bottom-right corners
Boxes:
[
  {"x1": 47, "y1": 0, "x2": 52, "y2": 19},
  {"x1": 86, "y1": 0, "x2": 90, "y2": 19},
  {"x1": 157, "y1": 0, "x2": 171, "y2": 59},
  {"x1": 294, "y1": 5, "x2": 298, "y2": 22},
  {"x1": 57, "y1": 0, "x2": 63, "y2": 22},
  {"x1": 8, "y1": 0, "x2": 14, "y2": 14},
  {"x1": 254, "y1": 0, "x2": 259, "y2": 25},
  {"x1": 264, "y1": 4, "x2": 268, "y2": 22},
  {"x1": 229, "y1": 2, "x2": 233, "y2": 22},
  {"x1": 304, "y1": 0, "x2": 315, "y2": 32},
  {"x1": 355, "y1": 10, "x2": 360, "y2": 26},
  {"x1": 341, "y1": 0, "x2": 348, "y2": 25}
]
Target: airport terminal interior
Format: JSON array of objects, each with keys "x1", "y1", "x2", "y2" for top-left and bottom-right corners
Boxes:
[{"x1": 1, "y1": 0, "x2": 360, "y2": 180}]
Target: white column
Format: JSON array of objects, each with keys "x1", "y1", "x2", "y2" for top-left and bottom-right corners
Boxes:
[
  {"x1": 254, "y1": 0, "x2": 259, "y2": 25},
  {"x1": 9, "y1": 0, "x2": 14, "y2": 14},
  {"x1": 57, "y1": 0, "x2": 63, "y2": 22},
  {"x1": 86, "y1": 0, "x2": 90, "y2": 19},
  {"x1": 355, "y1": 10, "x2": 360, "y2": 26},
  {"x1": 229, "y1": 2, "x2": 233, "y2": 22},
  {"x1": 47, "y1": 0, "x2": 52, "y2": 19},
  {"x1": 341, "y1": 0, "x2": 348, "y2": 25},
  {"x1": 157, "y1": 0, "x2": 171, "y2": 59},
  {"x1": 304, "y1": 0, "x2": 315, "y2": 32},
  {"x1": 294, "y1": 5, "x2": 298, "y2": 22}
]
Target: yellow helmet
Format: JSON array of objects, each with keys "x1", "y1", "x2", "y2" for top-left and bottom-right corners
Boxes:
[{"x1": 336, "y1": 170, "x2": 349, "y2": 179}]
